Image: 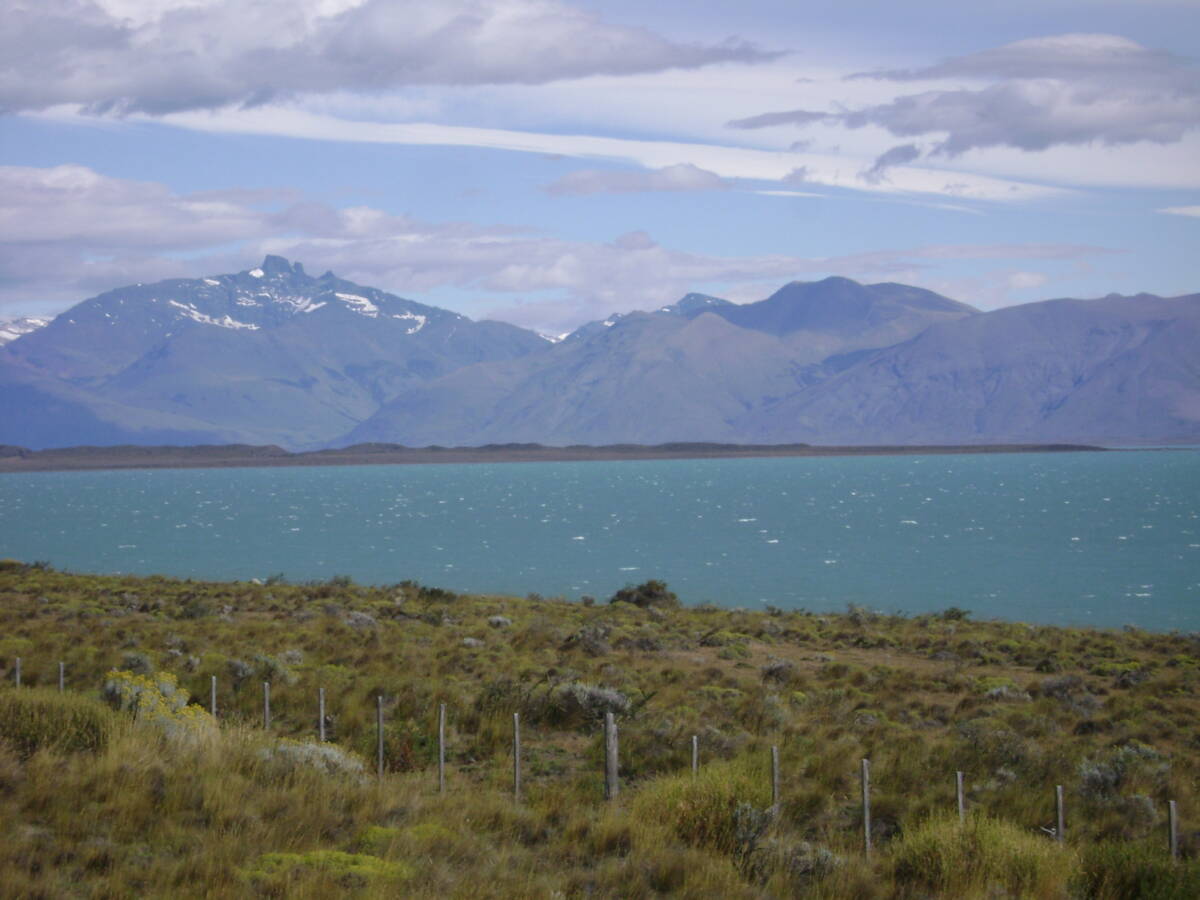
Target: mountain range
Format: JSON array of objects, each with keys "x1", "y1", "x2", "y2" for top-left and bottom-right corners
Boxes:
[{"x1": 1, "y1": 256, "x2": 1196, "y2": 449}]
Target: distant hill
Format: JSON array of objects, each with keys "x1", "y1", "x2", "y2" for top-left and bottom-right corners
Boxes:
[
  {"x1": 0, "y1": 256, "x2": 548, "y2": 448},
  {"x1": 2, "y1": 261, "x2": 1197, "y2": 449}
]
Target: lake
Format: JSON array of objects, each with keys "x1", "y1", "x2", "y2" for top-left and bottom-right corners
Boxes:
[{"x1": 1, "y1": 450, "x2": 1197, "y2": 630}]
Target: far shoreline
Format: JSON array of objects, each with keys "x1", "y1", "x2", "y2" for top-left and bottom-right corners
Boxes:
[{"x1": 0, "y1": 440, "x2": 1111, "y2": 474}]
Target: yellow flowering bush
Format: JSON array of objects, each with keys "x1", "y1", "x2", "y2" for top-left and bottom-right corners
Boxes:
[{"x1": 101, "y1": 669, "x2": 216, "y2": 742}]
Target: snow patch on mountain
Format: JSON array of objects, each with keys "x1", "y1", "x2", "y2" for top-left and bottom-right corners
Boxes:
[
  {"x1": 336, "y1": 292, "x2": 379, "y2": 317},
  {"x1": 392, "y1": 311, "x2": 426, "y2": 334},
  {"x1": 0, "y1": 316, "x2": 51, "y2": 345},
  {"x1": 168, "y1": 300, "x2": 260, "y2": 331}
]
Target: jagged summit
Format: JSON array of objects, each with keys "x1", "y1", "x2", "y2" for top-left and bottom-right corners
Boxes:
[{"x1": 0, "y1": 258, "x2": 551, "y2": 449}]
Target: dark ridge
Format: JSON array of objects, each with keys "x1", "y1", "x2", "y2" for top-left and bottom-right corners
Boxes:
[{"x1": 0, "y1": 441, "x2": 1110, "y2": 473}]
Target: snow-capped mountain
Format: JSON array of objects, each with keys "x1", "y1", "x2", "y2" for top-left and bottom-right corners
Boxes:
[
  {"x1": 0, "y1": 316, "x2": 51, "y2": 346},
  {"x1": 2, "y1": 260, "x2": 1197, "y2": 450},
  {"x1": 0, "y1": 256, "x2": 548, "y2": 448}
]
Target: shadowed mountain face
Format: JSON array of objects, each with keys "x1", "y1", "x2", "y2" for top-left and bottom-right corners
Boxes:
[
  {"x1": 347, "y1": 278, "x2": 983, "y2": 446},
  {"x1": 0, "y1": 256, "x2": 549, "y2": 448},
  {"x1": 2, "y1": 264, "x2": 1197, "y2": 450},
  {"x1": 746, "y1": 293, "x2": 1200, "y2": 445}
]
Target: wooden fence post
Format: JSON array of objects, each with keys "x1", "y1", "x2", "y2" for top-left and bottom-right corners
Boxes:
[
  {"x1": 210, "y1": 675, "x2": 217, "y2": 718},
  {"x1": 691, "y1": 734, "x2": 698, "y2": 777},
  {"x1": 58, "y1": 661, "x2": 65, "y2": 693},
  {"x1": 861, "y1": 758, "x2": 872, "y2": 855},
  {"x1": 438, "y1": 703, "x2": 446, "y2": 793},
  {"x1": 13, "y1": 657, "x2": 19, "y2": 688},
  {"x1": 263, "y1": 681, "x2": 271, "y2": 729},
  {"x1": 513, "y1": 712, "x2": 522, "y2": 801},
  {"x1": 376, "y1": 696, "x2": 385, "y2": 779},
  {"x1": 604, "y1": 712, "x2": 619, "y2": 800},
  {"x1": 318, "y1": 688, "x2": 326, "y2": 742},
  {"x1": 1169, "y1": 800, "x2": 1179, "y2": 860},
  {"x1": 956, "y1": 771, "x2": 965, "y2": 824},
  {"x1": 771, "y1": 746, "x2": 781, "y2": 814},
  {"x1": 1055, "y1": 785, "x2": 1065, "y2": 843}
]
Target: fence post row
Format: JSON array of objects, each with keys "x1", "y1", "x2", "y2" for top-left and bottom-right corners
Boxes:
[
  {"x1": 861, "y1": 758, "x2": 872, "y2": 855},
  {"x1": 11, "y1": 654, "x2": 1183, "y2": 855}
]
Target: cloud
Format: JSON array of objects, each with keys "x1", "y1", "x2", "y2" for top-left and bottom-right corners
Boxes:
[
  {"x1": 1007, "y1": 270, "x2": 1048, "y2": 290},
  {"x1": 0, "y1": 163, "x2": 1113, "y2": 331},
  {"x1": 1158, "y1": 205, "x2": 1200, "y2": 217},
  {"x1": 138, "y1": 105, "x2": 1062, "y2": 201},
  {"x1": 727, "y1": 109, "x2": 829, "y2": 130},
  {"x1": 862, "y1": 144, "x2": 921, "y2": 184},
  {"x1": 728, "y1": 33, "x2": 1200, "y2": 157},
  {"x1": 0, "y1": 0, "x2": 773, "y2": 115},
  {"x1": 544, "y1": 163, "x2": 728, "y2": 195}
]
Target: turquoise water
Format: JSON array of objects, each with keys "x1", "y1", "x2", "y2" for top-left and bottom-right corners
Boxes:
[{"x1": 1, "y1": 451, "x2": 1197, "y2": 630}]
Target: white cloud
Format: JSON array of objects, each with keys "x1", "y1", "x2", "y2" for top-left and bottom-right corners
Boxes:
[
  {"x1": 1007, "y1": 270, "x2": 1049, "y2": 290},
  {"x1": 544, "y1": 163, "x2": 728, "y2": 194},
  {"x1": 728, "y1": 33, "x2": 1200, "y2": 158},
  {"x1": 119, "y1": 104, "x2": 1060, "y2": 202},
  {"x1": 0, "y1": 0, "x2": 772, "y2": 115},
  {"x1": 0, "y1": 163, "x2": 1115, "y2": 330},
  {"x1": 1158, "y1": 205, "x2": 1200, "y2": 217}
]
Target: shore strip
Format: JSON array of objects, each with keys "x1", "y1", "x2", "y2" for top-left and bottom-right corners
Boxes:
[{"x1": 0, "y1": 440, "x2": 1106, "y2": 473}]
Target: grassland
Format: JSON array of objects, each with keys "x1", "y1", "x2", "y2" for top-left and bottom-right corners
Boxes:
[{"x1": 0, "y1": 560, "x2": 1197, "y2": 898}]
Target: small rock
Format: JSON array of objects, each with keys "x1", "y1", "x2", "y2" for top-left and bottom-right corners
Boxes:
[
  {"x1": 462, "y1": 637, "x2": 485, "y2": 648},
  {"x1": 344, "y1": 611, "x2": 378, "y2": 630},
  {"x1": 488, "y1": 615, "x2": 513, "y2": 629}
]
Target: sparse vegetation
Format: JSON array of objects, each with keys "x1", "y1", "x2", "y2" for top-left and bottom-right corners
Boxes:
[{"x1": 0, "y1": 562, "x2": 1197, "y2": 897}]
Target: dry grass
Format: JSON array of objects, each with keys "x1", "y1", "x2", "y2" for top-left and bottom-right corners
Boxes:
[{"x1": 0, "y1": 561, "x2": 1197, "y2": 896}]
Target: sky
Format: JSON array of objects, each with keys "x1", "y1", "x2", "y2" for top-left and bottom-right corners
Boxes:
[{"x1": 1, "y1": 0, "x2": 1198, "y2": 334}]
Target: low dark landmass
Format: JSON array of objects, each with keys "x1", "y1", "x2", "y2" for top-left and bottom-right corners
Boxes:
[
  {"x1": 0, "y1": 562, "x2": 1196, "y2": 897},
  {"x1": 0, "y1": 440, "x2": 1107, "y2": 473}
]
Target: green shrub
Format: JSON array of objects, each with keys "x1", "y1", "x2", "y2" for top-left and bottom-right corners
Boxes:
[
  {"x1": 609, "y1": 579, "x2": 679, "y2": 610},
  {"x1": 0, "y1": 688, "x2": 118, "y2": 759},
  {"x1": 259, "y1": 738, "x2": 366, "y2": 781},
  {"x1": 354, "y1": 716, "x2": 437, "y2": 773},
  {"x1": 890, "y1": 813, "x2": 1076, "y2": 898},
  {"x1": 1077, "y1": 841, "x2": 1200, "y2": 899}
]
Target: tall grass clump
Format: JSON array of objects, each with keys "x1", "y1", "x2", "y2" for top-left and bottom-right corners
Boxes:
[
  {"x1": 632, "y1": 753, "x2": 772, "y2": 855},
  {"x1": 1076, "y1": 841, "x2": 1200, "y2": 899},
  {"x1": 0, "y1": 687, "x2": 118, "y2": 759},
  {"x1": 889, "y1": 813, "x2": 1076, "y2": 898}
]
